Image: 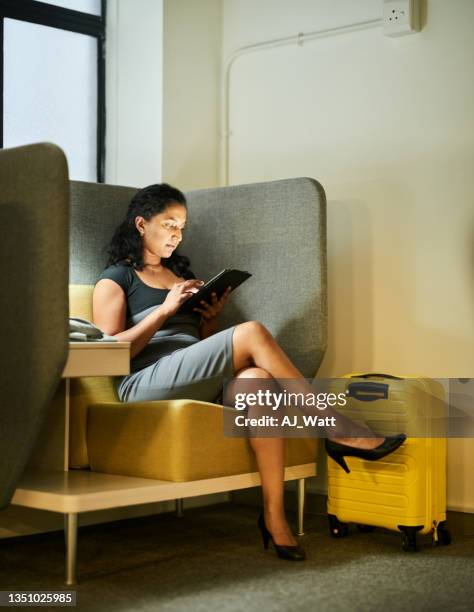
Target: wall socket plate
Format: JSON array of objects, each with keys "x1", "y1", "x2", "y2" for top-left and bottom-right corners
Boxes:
[{"x1": 383, "y1": 0, "x2": 421, "y2": 37}]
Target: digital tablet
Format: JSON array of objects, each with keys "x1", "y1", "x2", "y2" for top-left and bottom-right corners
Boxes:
[{"x1": 178, "y1": 268, "x2": 252, "y2": 314}]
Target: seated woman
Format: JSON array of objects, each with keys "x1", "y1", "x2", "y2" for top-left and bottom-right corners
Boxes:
[{"x1": 93, "y1": 183, "x2": 405, "y2": 562}]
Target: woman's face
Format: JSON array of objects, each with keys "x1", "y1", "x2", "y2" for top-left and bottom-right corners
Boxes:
[{"x1": 135, "y1": 203, "x2": 187, "y2": 260}]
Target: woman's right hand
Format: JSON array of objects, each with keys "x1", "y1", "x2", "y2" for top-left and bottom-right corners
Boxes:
[{"x1": 160, "y1": 279, "x2": 204, "y2": 317}]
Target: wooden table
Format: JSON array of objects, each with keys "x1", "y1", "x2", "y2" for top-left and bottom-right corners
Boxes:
[{"x1": 62, "y1": 341, "x2": 131, "y2": 379}]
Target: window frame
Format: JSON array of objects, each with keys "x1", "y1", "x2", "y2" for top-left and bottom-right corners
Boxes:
[{"x1": 0, "y1": 0, "x2": 106, "y2": 182}]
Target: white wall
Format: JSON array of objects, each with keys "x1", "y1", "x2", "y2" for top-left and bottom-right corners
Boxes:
[
  {"x1": 106, "y1": 0, "x2": 222, "y2": 190},
  {"x1": 162, "y1": 0, "x2": 222, "y2": 190},
  {"x1": 222, "y1": 0, "x2": 474, "y2": 511},
  {"x1": 105, "y1": 0, "x2": 163, "y2": 187}
]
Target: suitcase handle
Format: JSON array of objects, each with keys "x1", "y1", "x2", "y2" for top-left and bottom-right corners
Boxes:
[
  {"x1": 350, "y1": 373, "x2": 403, "y2": 380},
  {"x1": 347, "y1": 381, "x2": 389, "y2": 401}
]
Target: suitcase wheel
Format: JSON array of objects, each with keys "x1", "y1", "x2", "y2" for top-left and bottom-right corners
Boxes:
[
  {"x1": 328, "y1": 514, "x2": 349, "y2": 538},
  {"x1": 400, "y1": 527, "x2": 418, "y2": 552},
  {"x1": 432, "y1": 521, "x2": 452, "y2": 547},
  {"x1": 356, "y1": 524, "x2": 376, "y2": 533}
]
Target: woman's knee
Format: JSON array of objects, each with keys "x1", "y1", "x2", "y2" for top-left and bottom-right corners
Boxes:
[
  {"x1": 234, "y1": 320, "x2": 272, "y2": 344},
  {"x1": 225, "y1": 366, "x2": 275, "y2": 406},
  {"x1": 231, "y1": 321, "x2": 273, "y2": 372}
]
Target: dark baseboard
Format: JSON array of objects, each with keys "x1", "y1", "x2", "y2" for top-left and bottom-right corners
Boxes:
[{"x1": 231, "y1": 485, "x2": 327, "y2": 515}]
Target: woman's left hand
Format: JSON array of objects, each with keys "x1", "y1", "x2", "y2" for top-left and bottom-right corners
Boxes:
[{"x1": 193, "y1": 286, "x2": 232, "y2": 323}]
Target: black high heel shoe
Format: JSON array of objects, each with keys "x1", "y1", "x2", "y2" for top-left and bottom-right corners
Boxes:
[
  {"x1": 257, "y1": 512, "x2": 306, "y2": 561},
  {"x1": 325, "y1": 434, "x2": 407, "y2": 474}
]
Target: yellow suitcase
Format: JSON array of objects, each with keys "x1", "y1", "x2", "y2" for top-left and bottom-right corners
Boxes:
[{"x1": 326, "y1": 373, "x2": 451, "y2": 551}]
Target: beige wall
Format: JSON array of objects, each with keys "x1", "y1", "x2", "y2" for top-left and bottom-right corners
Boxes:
[
  {"x1": 221, "y1": 0, "x2": 474, "y2": 510},
  {"x1": 162, "y1": 0, "x2": 222, "y2": 190},
  {"x1": 105, "y1": 0, "x2": 164, "y2": 187}
]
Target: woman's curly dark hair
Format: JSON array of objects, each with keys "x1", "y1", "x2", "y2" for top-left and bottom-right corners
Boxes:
[{"x1": 105, "y1": 183, "x2": 193, "y2": 278}]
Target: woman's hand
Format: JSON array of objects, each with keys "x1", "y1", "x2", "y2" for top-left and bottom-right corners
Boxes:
[
  {"x1": 160, "y1": 279, "x2": 205, "y2": 317},
  {"x1": 194, "y1": 287, "x2": 232, "y2": 338}
]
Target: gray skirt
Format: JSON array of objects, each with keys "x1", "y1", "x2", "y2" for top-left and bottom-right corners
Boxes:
[{"x1": 116, "y1": 325, "x2": 236, "y2": 404}]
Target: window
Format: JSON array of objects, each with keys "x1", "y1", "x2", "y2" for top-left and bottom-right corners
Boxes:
[{"x1": 0, "y1": 0, "x2": 106, "y2": 181}]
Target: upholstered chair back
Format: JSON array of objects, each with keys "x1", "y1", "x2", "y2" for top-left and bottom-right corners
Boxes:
[
  {"x1": 0, "y1": 143, "x2": 69, "y2": 506},
  {"x1": 70, "y1": 178, "x2": 327, "y2": 369}
]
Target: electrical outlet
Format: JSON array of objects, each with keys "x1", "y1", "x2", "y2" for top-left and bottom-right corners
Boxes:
[{"x1": 383, "y1": 0, "x2": 421, "y2": 37}]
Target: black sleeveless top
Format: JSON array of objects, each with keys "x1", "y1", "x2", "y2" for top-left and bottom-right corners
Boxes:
[{"x1": 96, "y1": 264, "x2": 202, "y2": 372}]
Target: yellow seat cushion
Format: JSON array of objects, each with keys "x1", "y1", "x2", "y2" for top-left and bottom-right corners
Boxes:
[
  {"x1": 69, "y1": 284, "x2": 94, "y2": 321},
  {"x1": 87, "y1": 400, "x2": 318, "y2": 481}
]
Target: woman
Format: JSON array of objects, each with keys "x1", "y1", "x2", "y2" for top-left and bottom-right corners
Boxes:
[{"x1": 93, "y1": 183, "x2": 405, "y2": 562}]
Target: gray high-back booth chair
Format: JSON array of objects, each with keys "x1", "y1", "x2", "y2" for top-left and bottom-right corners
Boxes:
[
  {"x1": 0, "y1": 143, "x2": 69, "y2": 509},
  {"x1": 70, "y1": 177, "x2": 327, "y2": 376}
]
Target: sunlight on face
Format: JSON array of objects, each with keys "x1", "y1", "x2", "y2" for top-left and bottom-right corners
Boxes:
[{"x1": 137, "y1": 203, "x2": 187, "y2": 261}]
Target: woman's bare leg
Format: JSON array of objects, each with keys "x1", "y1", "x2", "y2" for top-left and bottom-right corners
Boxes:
[
  {"x1": 230, "y1": 365, "x2": 298, "y2": 547},
  {"x1": 231, "y1": 321, "x2": 384, "y2": 449}
]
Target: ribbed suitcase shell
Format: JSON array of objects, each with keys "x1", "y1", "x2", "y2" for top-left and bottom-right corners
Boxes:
[{"x1": 326, "y1": 373, "x2": 447, "y2": 544}]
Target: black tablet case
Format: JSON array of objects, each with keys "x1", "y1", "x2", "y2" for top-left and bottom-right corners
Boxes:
[{"x1": 178, "y1": 269, "x2": 251, "y2": 314}]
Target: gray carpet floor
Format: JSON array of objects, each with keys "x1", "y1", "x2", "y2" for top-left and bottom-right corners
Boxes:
[{"x1": 1, "y1": 502, "x2": 473, "y2": 612}]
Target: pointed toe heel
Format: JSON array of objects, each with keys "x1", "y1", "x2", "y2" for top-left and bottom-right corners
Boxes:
[
  {"x1": 257, "y1": 513, "x2": 306, "y2": 561},
  {"x1": 325, "y1": 445, "x2": 351, "y2": 473},
  {"x1": 325, "y1": 433, "x2": 407, "y2": 473}
]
